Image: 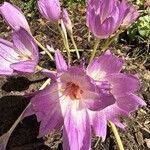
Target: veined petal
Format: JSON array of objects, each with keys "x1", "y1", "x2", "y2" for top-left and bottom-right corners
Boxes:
[
  {"x1": 0, "y1": 2, "x2": 30, "y2": 33},
  {"x1": 13, "y1": 27, "x2": 39, "y2": 62},
  {"x1": 10, "y1": 60, "x2": 37, "y2": 73},
  {"x1": 82, "y1": 91, "x2": 115, "y2": 111},
  {"x1": 55, "y1": 50, "x2": 68, "y2": 72},
  {"x1": 38, "y1": 107, "x2": 63, "y2": 137},
  {"x1": 89, "y1": 111, "x2": 107, "y2": 141},
  {"x1": 117, "y1": 93, "x2": 146, "y2": 113},
  {"x1": 106, "y1": 73, "x2": 140, "y2": 95},
  {"x1": 38, "y1": 0, "x2": 61, "y2": 22},
  {"x1": 87, "y1": 50, "x2": 124, "y2": 80},
  {"x1": 60, "y1": 67, "x2": 95, "y2": 92},
  {"x1": 103, "y1": 104, "x2": 128, "y2": 129},
  {"x1": 63, "y1": 108, "x2": 91, "y2": 150},
  {"x1": 0, "y1": 38, "x2": 18, "y2": 62},
  {"x1": 0, "y1": 55, "x2": 13, "y2": 75}
]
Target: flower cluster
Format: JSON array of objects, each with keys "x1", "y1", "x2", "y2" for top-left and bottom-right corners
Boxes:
[{"x1": 0, "y1": 0, "x2": 146, "y2": 150}]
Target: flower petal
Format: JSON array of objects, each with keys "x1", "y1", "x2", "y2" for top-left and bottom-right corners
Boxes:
[
  {"x1": 10, "y1": 60, "x2": 37, "y2": 73},
  {"x1": 103, "y1": 104, "x2": 128, "y2": 129},
  {"x1": 63, "y1": 108, "x2": 91, "y2": 150},
  {"x1": 38, "y1": 107, "x2": 63, "y2": 137},
  {"x1": 82, "y1": 91, "x2": 115, "y2": 111},
  {"x1": 13, "y1": 27, "x2": 39, "y2": 62},
  {"x1": 0, "y1": 2, "x2": 30, "y2": 33},
  {"x1": 87, "y1": 50, "x2": 124, "y2": 80},
  {"x1": 38, "y1": 0, "x2": 61, "y2": 22},
  {"x1": 89, "y1": 111, "x2": 107, "y2": 141},
  {"x1": 0, "y1": 55, "x2": 13, "y2": 75},
  {"x1": 106, "y1": 73, "x2": 140, "y2": 95},
  {"x1": 55, "y1": 50, "x2": 68, "y2": 72},
  {"x1": 116, "y1": 93, "x2": 146, "y2": 113},
  {"x1": 0, "y1": 38, "x2": 18, "y2": 62}
]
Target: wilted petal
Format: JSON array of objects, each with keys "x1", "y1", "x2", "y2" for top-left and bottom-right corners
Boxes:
[
  {"x1": 55, "y1": 50, "x2": 68, "y2": 72},
  {"x1": 0, "y1": 2, "x2": 30, "y2": 33},
  {"x1": 87, "y1": 50, "x2": 124, "y2": 80},
  {"x1": 38, "y1": 0, "x2": 61, "y2": 22},
  {"x1": 63, "y1": 108, "x2": 91, "y2": 150}
]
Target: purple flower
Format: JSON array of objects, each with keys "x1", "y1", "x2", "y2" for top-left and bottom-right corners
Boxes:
[
  {"x1": 122, "y1": 3, "x2": 139, "y2": 27},
  {"x1": 86, "y1": 0, "x2": 138, "y2": 39},
  {"x1": 0, "y1": 2, "x2": 31, "y2": 33},
  {"x1": 87, "y1": 50, "x2": 146, "y2": 140},
  {"x1": 30, "y1": 50, "x2": 115, "y2": 150},
  {"x1": 38, "y1": 0, "x2": 61, "y2": 22},
  {"x1": 0, "y1": 27, "x2": 39, "y2": 75},
  {"x1": 30, "y1": 50, "x2": 145, "y2": 149},
  {"x1": 62, "y1": 9, "x2": 73, "y2": 33}
]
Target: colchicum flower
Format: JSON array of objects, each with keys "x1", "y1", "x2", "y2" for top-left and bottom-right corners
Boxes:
[
  {"x1": 38, "y1": 0, "x2": 61, "y2": 22},
  {"x1": 62, "y1": 9, "x2": 73, "y2": 34},
  {"x1": 0, "y1": 27, "x2": 39, "y2": 75},
  {"x1": 86, "y1": 0, "x2": 139, "y2": 39},
  {"x1": 0, "y1": 2, "x2": 31, "y2": 33},
  {"x1": 30, "y1": 50, "x2": 146, "y2": 149}
]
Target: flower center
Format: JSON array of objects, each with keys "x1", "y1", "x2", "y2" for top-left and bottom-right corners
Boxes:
[
  {"x1": 64, "y1": 82, "x2": 83, "y2": 100},
  {"x1": 17, "y1": 54, "x2": 32, "y2": 61}
]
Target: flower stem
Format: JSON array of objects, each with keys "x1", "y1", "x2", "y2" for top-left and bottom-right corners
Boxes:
[
  {"x1": 57, "y1": 24, "x2": 71, "y2": 64},
  {"x1": 109, "y1": 122, "x2": 124, "y2": 150},
  {"x1": 34, "y1": 38, "x2": 54, "y2": 60},
  {"x1": 69, "y1": 33, "x2": 80, "y2": 59},
  {"x1": 0, "y1": 79, "x2": 50, "y2": 149},
  {"x1": 101, "y1": 29, "x2": 123, "y2": 52},
  {"x1": 89, "y1": 38, "x2": 100, "y2": 63}
]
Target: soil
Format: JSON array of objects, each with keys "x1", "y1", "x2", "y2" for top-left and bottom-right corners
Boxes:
[{"x1": 0, "y1": 5, "x2": 150, "y2": 150}]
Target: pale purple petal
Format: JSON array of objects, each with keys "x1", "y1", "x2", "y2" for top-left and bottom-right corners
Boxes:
[
  {"x1": 10, "y1": 60, "x2": 37, "y2": 73},
  {"x1": 38, "y1": 108, "x2": 63, "y2": 137},
  {"x1": 41, "y1": 68, "x2": 57, "y2": 81},
  {"x1": 62, "y1": 9, "x2": 73, "y2": 33},
  {"x1": 0, "y1": 55, "x2": 13, "y2": 75},
  {"x1": 87, "y1": 50, "x2": 124, "y2": 80},
  {"x1": 38, "y1": 0, "x2": 61, "y2": 22},
  {"x1": 13, "y1": 27, "x2": 39, "y2": 62},
  {"x1": 90, "y1": 111, "x2": 107, "y2": 141},
  {"x1": 63, "y1": 108, "x2": 91, "y2": 150},
  {"x1": 31, "y1": 83, "x2": 61, "y2": 121},
  {"x1": 106, "y1": 73, "x2": 140, "y2": 96},
  {"x1": 55, "y1": 50, "x2": 68, "y2": 72},
  {"x1": 103, "y1": 104, "x2": 128, "y2": 129},
  {"x1": 0, "y1": 2, "x2": 30, "y2": 33},
  {"x1": 86, "y1": 0, "x2": 136, "y2": 39},
  {"x1": 0, "y1": 38, "x2": 19, "y2": 62},
  {"x1": 116, "y1": 93, "x2": 146, "y2": 113},
  {"x1": 60, "y1": 67, "x2": 95, "y2": 92},
  {"x1": 82, "y1": 91, "x2": 115, "y2": 111}
]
